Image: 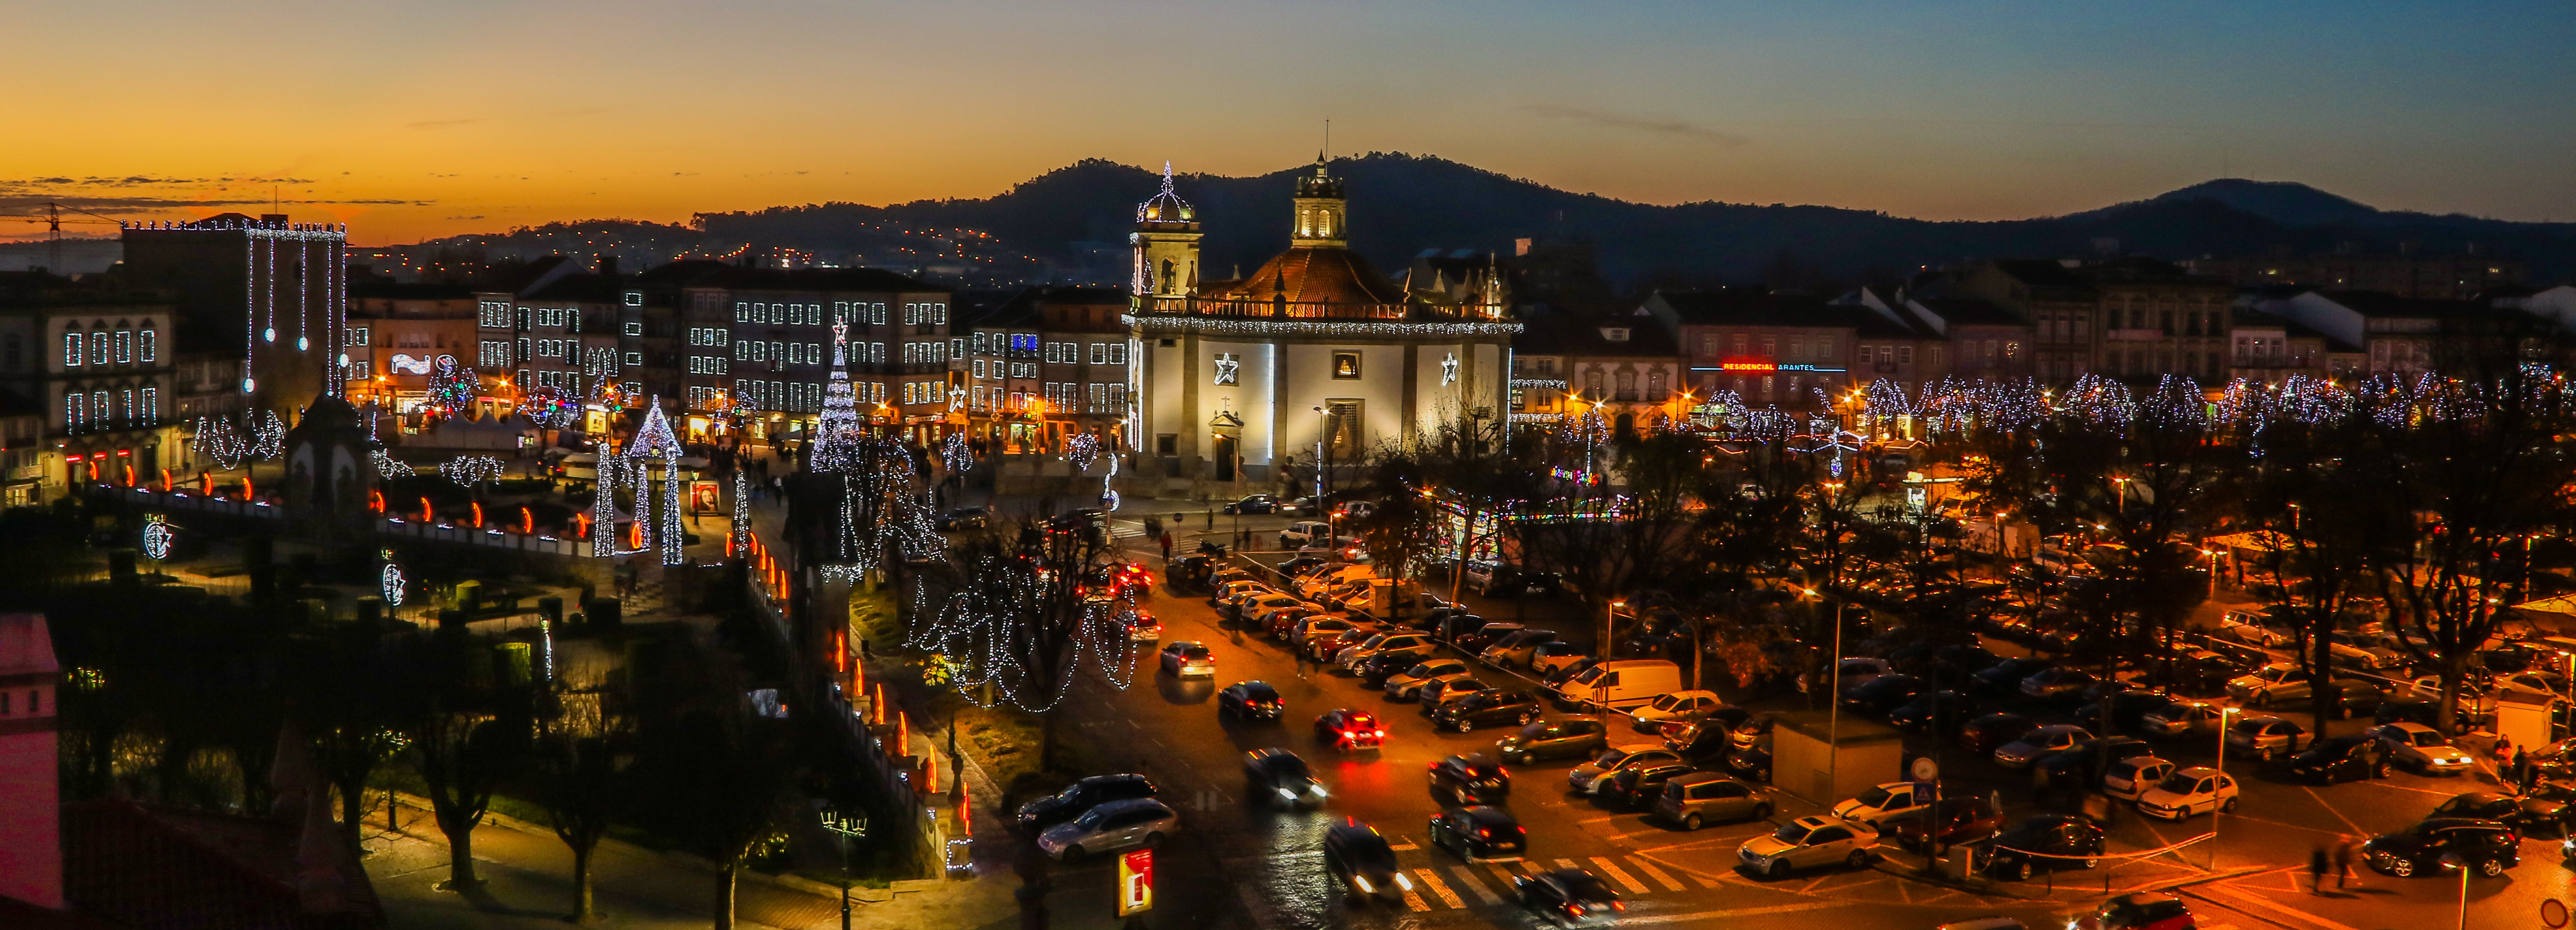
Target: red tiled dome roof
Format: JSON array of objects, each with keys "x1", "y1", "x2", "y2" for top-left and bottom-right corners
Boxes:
[{"x1": 1205, "y1": 247, "x2": 1403, "y2": 306}]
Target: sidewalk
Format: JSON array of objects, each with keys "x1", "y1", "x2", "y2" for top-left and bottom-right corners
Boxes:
[{"x1": 363, "y1": 791, "x2": 1021, "y2": 930}]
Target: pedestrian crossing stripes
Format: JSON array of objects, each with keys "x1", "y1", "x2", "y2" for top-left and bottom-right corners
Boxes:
[
  {"x1": 1448, "y1": 865, "x2": 1505, "y2": 905},
  {"x1": 1224, "y1": 849, "x2": 1728, "y2": 914},
  {"x1": 1589, "y1": 857, "x2": 1649, "y2": 895},
  {"x1": 1413, "y1": 868, "x2": 1467, "y2": 909},
  {"x1": 1626, "y1": 856, "x2": 1688, "y2": 891}
]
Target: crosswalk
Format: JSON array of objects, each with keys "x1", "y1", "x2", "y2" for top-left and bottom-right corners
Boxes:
[{"x1": 1225, "y1": 845, "x2": 1729, "y2": 914}]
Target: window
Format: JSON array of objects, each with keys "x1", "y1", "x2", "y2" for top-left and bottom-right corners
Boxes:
[
  {"x1": 63, "y1": 331, "x2": 80, "y2": 367},
  {"x1": 1331, "y1": 352, "x2": 1361, "y2": 379},
  {"x1": 1108, "y1": 342, "x2": 1126, "y2": 365},
  {"x1": 141, "y1": 387, "x2": 158, "y2": 422},
  {"x1": 1817, "y1": 336, "x2": 1834, "y2": 359},
  {"x1": 624, "y1": 352, "x2": 642, "y2": 367},
  {"x1": 91, "y1": 330, "x2": 110, "y2": 366},
  {"x1": 971, "y1": 332, "x2": 987, "y2": 354},
  {"x1": 1897, "y1": 346, "x2": 1913, "y2": 364},
  {"x1": 973, "y1": 360, "x2": 986, "y2": 378},
  {"x1": 1090, "y1": 343, "x2": 1107, "y2": 365},
  {"x1": 1156, "y1": 434, "x2": 1177, "y2": 455},
  {"x1": 624, "y1": 321, "x2": 643, "y2": 337},
  {"x1": 1324, "y1": 400, "x2": 1364, "y2": 457},
  {"x1": 1759, "y1": 336, "x2": 1777, "y2": 357},
  {"x1": 934, "y1": 303, "x2": 949, "y2": 325},
  {"x1": 951, "y1": 337, "x2": 965, "y2": 359}
]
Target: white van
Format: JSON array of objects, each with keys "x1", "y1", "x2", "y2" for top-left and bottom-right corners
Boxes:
[{"x1": 1554, "y1": 659, "x2": 1685, "y2": 711}]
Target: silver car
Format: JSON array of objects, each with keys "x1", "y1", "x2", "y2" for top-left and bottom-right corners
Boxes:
[
  {"x1": 2137, "y1": 700, "x2": 2223, "y2": 738},
  {"x1": 1157, "y1": 641, "x2": 1216, "y2": 678},
  {"x1": 2372, "y1": 723, "x2": 2476, "y2": 775},
  {"x1": 1993, "y1": 724, "x2": 2091, "y2": 770},
  {"x1": 2225, "y1": 715, "x2": 2311, "y2": 762},
  {"x1": 1737, "y1": 815, "x2": 1879, "y2": 878},
  {"x1": 1036, "y1": 798, "x2": 1178, "y2": 862},
  {"x1": 1384, "y1": 658, "x2": 1472, "y2": 700},
  {"x1": 1569, "y1": 746, "x2": 1679, "y2": 796}
]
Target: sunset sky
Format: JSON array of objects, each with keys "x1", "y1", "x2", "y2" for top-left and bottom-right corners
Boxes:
[{"x1": 7, "y1": 0, "x2": 2572, "y2": 245}]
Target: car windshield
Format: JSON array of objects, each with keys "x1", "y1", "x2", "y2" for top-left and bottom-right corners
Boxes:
[
  {"x1": 2409, "y1": 731, "x2": 2442, "y2": 747},
  {"x1": 1266, "y1": 754, "x2": 1310, "y2": 777},
  {"x1": 1595, "y1": 748, "x2": 1634, "y2": 767},
  {"x1": 1073, "y1": 806, "x2": 1113, "y2": 828},
  {"x1": 1773, "y1": 821, "x2": 1817, "y2": 844},
  {"x1": 2155, "y1": 773, "x2": 2203, "y2": 794},
  {"x1": 1405, "y1": 663, "x2": 1437, "y2": 677},
  {"x1": 1856, "y1": 786, "x2": 1898, "y2": 807},
  {"x1": 1243, "y1": 685, "x2": 1277, "y2": 700}
]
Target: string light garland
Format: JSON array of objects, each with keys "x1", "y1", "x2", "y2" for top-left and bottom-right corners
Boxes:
[
  {"x1": 371, "y1": 448, "x2": 413, "y2": 481},
  {"x1": 380, "y1": 548, "x2": 407, "y2": 607},
  {"x1": 141, "y1": 514, "x2": 174, "y2": 561},
  {"x1": 625, "y1": 398, "x2": 688, "y2": 566},
  {"x1": 439, "y1": 454, "x2": 506, "y2": 487},
  {"x1": 189, "y1": 409, "x2": 286, "y2": 470},
  {"x1": 425, "y1": 355, "x2": 477, "y2": 419}
]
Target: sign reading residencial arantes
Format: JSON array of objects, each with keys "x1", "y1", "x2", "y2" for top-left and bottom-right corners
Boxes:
[{"x1": 1118, "y1": 849, "x2": 1154, "y2": 916}]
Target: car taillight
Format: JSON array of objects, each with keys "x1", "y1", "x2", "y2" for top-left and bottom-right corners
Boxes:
[
  {"x1": 1479, "y1": 828, "x2": 1491, "y2": 838},
  {"x1": 1612, "y1": 902, "x2": 1627, "y2": 911}
]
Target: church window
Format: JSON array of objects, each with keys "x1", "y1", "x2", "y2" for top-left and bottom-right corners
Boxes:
[
  {"x1": 1325, "y1": 400, "x2": 1363, "y2": 458},
  {"x1": 1331, "y1": 352, "x2": 1361, "y2": 379}
]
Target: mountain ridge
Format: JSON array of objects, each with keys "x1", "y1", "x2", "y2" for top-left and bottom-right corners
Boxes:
[{"x1": 403, "y1": 154, "x2": 2576, "y2": 290}]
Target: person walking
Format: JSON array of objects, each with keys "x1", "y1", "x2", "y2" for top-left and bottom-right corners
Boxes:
[
  {"x1": 2515, "y1": 747, "x2": 2538, "y2": 794},
  {"x1": 2333, "y1": 834, "x2": 2359, "y2": 889},
  {"x1": 2308, "y1": 845, "x2": 2330, "y2": 895},
  {"x1": 2494, "y1": 736, "x2": 2516, "y2": 787},
  {"x1": 1160, "y1": 530, "x2": 1174, "y2": 562}
]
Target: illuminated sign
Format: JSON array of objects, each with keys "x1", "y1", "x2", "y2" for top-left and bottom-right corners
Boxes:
[
  {"x1": 1717, "y1": 357, "x2": 1776, "y2": 373},
  {"x1": 1119, "y1": 850, "x2": 1153, "y2": 915}
]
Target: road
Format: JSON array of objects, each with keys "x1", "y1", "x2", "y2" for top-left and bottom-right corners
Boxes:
[{"x1": 999, "y1": 508, "x2": 2576, "y2": 930}]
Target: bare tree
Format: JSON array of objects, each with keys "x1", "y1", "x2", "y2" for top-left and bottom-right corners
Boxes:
[
  {"x1": 910, "y1": 514, "x2": 1135, "y2": 771},
  {"x1": 399, "y1": 629, "x2": 535, "y2": 889},
  {"x1": 532, "y1": 687, "x2": 638, "y2": 923},
  {"x1": 2238, "y1": 393, "x2": 2393, "y2": 735},
  {"x1": 637, "y1": 680, "x2": 796, "y2": 930}
]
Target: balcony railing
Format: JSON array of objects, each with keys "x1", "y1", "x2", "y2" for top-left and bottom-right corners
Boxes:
[{"x1": 1132, "y1": 295, "x2": 1412, "y2": 321}]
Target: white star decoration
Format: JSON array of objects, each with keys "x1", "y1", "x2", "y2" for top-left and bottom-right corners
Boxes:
[
  {"x1": 1442, "y1": 353, "x2": 1459, "y2": 386},
  {"x1": 1214, "y1": 354, "x2": 1240, "y2": 385}
]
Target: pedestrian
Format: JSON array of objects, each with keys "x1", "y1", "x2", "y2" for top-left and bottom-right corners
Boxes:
[
  {"x1": 1204, "y1": 508, "x2": 1214, "y2": 529},
  {"x1": 2333, "y1": 834, "x2": 2358, "y2": 889},
  {"x1": 2495, "y1": 736, "x2": 2515, "y2": 786},
  {"x1": 2516, "y1": 747, "x2": 2538, "y2": 794},
  {"x1": 1160, "y1": 530, "x2": 1174, "y2": 561},
  {"x1": 2308, "y1": 845, "x2": 2329, "y2": 895}
]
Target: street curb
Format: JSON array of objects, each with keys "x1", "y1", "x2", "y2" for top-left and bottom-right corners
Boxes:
[{"x1": 1865, "y1": 856, "x2": 2271, "y2": 903}]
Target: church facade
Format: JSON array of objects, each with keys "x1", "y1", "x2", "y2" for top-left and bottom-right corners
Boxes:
[{"x1": 1125, "y1": 160, "x2": 1518, "y2": 493}]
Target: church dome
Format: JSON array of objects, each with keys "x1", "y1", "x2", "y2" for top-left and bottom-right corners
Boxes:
[
  {"x1": 1207, "y1": 246, "x2": 1403, "y2": 307},
  {"x1": 1136, "y1": 162, "x2": 1195, "y2": 224},
  {"x1": 1294, "y1": 157, "x2": 1344, "y2": 199}
]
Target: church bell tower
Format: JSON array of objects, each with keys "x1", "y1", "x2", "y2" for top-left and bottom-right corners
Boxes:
[
  {"x1": 1131, "y1": 162, "x2": 1201, "y2": 300},
  {"x1": 1290, "y1": 155, "x2": 1347, "y2": 249}
]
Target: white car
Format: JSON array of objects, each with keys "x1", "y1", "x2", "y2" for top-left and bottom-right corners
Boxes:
[
  {"x1": 1831, "y1": 782, "x2": 1932, "y2": 828},
  {"x1": 2100, "y1": 756, "x2": 2175, "y2": 802},
  {"x1": 1529, "y1": 642, "x2": 1589, "y2": 675},
  {"x1": 2221, "y1": 612, "x2": 2293, "y2": 648},
  {"x1": 2133, "y1": 767, "x2": 2238, "y2": 820},
  {"x1": 1279, "y1": 520, "x2": 1335, "y2": 549},
  {"x1": 1737, "y1": 815, "x2": 1880, "y2": 878},
  {"x1": 1628, "y1": 690, "x2": 1722, "y2": 733},
  {"x1": 2372, "y1": 723, "x2": 2476, "y2": 774},
  {"x1": 1157, "y1": 641, "x2": 1216, "y2": 678},
  {"x1": 1036, "y1": 798, "x2": 1178, "y2": 862}
]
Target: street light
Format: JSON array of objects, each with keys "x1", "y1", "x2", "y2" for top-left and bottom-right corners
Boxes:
[{"x1": 2209, "y1": 706, "x2": 2242, "y2": 869}]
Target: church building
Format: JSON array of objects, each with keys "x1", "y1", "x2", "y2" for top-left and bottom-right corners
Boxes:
[{"x1": 1126, "y1": 159, "x2": 1518, "y2": 493}]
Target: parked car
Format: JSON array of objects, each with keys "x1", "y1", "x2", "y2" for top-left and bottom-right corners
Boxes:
[
  {"x1": 1480, "y1": 629, "x2": 1561, "y2": 669},
  {"x1": 1802, "y1": 657, "x2": 1895, "y2": 694},
  {"x1": 1418, "y1": 676, "x2": 1495, "y2": 716},
  {"x1": 1157, "y1": 641, "x2": 1216, "y2": 678},
  {"x1": 1429, "y1": 805, "x2": 1527, "y2": 862},
  {"x1": 1454, "y1": 621, "x2": 1528, "y2": 655},
  {"x1": 1385, "y1": 659, "x2": 1473, "y2": 700},
  {"x1": 1243, "y1": 748, "x2": 1328, "y2": 807},
  {"x1": 1833, "y1": 781, "x2": 1934, "y2": 828},
  {"x1": 1569, "y1": 746, "x2": 1680, "y2": 796},
  {"x1": 1036, "y1": 798, "x2": 1177, "y2": 862},
  {"x1": 2101, "y1": 757, "x2": 2176, "y2": 802},
  {"x1": 2020, "y1": 667, "x2": 2100, "y2": 701},
  {"x1": 1980, "y1": 815, "x2": 2106, "y2": 881},
  {"x1": 2372, "y1": 723, "x2": 2477, "y2": 775},
  {"x1": 1887, "y1": 690, "x2": 1980, "y2": 735},
  {"x1": 1322, "y1": 821, "x2": 1413, "y2": 900},
  {"x1": 1554, "y1": 659, "x2": 1687, "y2": 711},
  {"x1": 1958, "y1": 713, "x2": 2039, "y2": 755},
  {"x1": 2134, "y1": 767, "x2": 2240, "y2": 820},
  {"x1": 1655, "y1": 772, "x2": 1773, "y2": 830},
  {"x1": 1497, "y1": 718, "x2": 1611, "y2": 766},
  {"x1": 1217, "y1": 681, "x2": 1284, "y2": 721},
  {"x1": 1014, "y1": 773, "x2": 1158, "y2": 832},
  {"x1": 936, "y1": 506, "x2": 989, "y2": 530},
  {"x1": 1431, "y1": 753, "x2": 1513, "y2": 805},
  {"x1": 2074, "y1": 691, "x2": 2174, "y2": 733},
  {"x1": 2035, "y1": 737, "x2": 2156, "y2": 790},
  {"x1": 2228, "y1": 664, "x2": 2324, "y2": 708},
  {"x1": 1340, "y1": 632, "x2": 1438, "y2": 672},
  {"x1": 1529, "y1": 642, "x2": 1590, "y2": 676},
  {"x1": 1737, "y1": 815, "x2": 1880, "y2": 878},
  {"x1": 1314, "y1": 709, "x2": 1385, "y2": 752},
  {"x1": 1726, "y1": 745, "x2": 1773, "y2": 783},
  {"x1": 1630, "y1": 690, "x2": 1724, "y2": 733},
  {"x1": 2087, "y1": 892, "x2": 2199, "y2": 930},
  {"x1": 1841, "y1": 674, "x2": 1930, "y2": 719},
  {"x1": 1994, "y1": 724, "x2": 2093, "y2": 770},
  {"x1": 2138, "y1": 700, "x2": 2225, "y2": 738},
  {"x1": 2225, "y1": 715, "x2": 2313, "y2": 762},
  {"x1": 1603, "y1": 761, "x2": 1698, "y2": 810},
  {"x1": 1511, "y1": 868, "x2": 1624, "y2": 927},
  {"x1": 1279, "y1": 520, "x2": 1335, "y2": 549},
  {"x1": 2431, "y1": 791, "x2": 2570, "y2": 837},
  {"x1": 2364, "y1": 818, "x2": 2521, "y2": 877},
  {"x1": 1880, "y1": 796, "x2": 2003, "y2": 851},
  {"x1": 1438, "y1": 689, "x2": 1544, "y2": 732},
  {"x1": 1971, "y1": 658, "x2": 2054, "y2": 696},
  {"x1": 2221, "y1": 612, "x2": 2294, "y2": 648}
]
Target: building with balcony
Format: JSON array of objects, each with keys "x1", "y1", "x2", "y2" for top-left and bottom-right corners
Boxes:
[{"x1": 0, "y1": 273, "x2": 181, "y2": 500}]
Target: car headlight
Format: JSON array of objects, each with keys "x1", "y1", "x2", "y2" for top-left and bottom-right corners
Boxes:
[
  {"x1": 1395, "y1": 873, "x2": 1415, "y2": 891},
  {"x1": 1277, "y1": 787, "x2": 1297, "y2": 801},
  {"x1": 1310, "y1": 784, "x2": 1329, "y2": 798},
  {"x1": 1353, "y1": 875, "x2": 1374, "y2": 893}
]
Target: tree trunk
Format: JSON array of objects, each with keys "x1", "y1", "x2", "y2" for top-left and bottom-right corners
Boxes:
[
  {"x1": 443, "y1": 816, "x2": 480, "y2": 887},
  {"x1": 1039, "y1": 706, "x2": 1059, "y2": 774},
  {"x1": 714, "y1": 860, "x2": 739, "y2": 930},
  {"x1": 337, "y1": 776, "x2": 367, "y2": 853},
  {"x1": 570, "y1": 842, "x2": 595, "y2": 923}
]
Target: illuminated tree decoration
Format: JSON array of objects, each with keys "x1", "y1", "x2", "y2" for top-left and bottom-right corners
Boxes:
[
  {"x1": 425, "y1": 355, "x2": 477, "y2": 418},
  {"x1": 189, "y1": 409, "x2": 286, "y2": 470},
  {"x1": 141, "y1": 514, "x2": 174, "y2": 561},
  {"x1": 731, "y1": 465, "x2": 751, "y2": 558},
  {"x1": 522, "y1": 385, "x2": 581, "y2": 430},
  {"x1": 939, "y1": 430, "x2": 975, "y2": 475},
  {"x1": 371, "y1": 448, "x2": 413, "y2": 481},
  {"x1": 810, "y1": 317, "x2": 865, "y2": 474},
  {"x1": 379, "y1": 549, "x2": 407, "y2": 607},
  {"x1": 438, "y1": 454, "x2": 506, "y2": 487},
  {"x1": 625, "y1": 398, "x2": 688, "y2": 566},
  {"x1": 590, "y1": 455, "x2": 620, "y2": 558}
]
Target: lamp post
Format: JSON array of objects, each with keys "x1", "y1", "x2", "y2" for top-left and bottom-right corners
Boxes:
[
  {"x1": 1312, "y1": 405, "x2": 1328, "y2": 501},
  {"x1": 819, "y1": 809, "x2": 869, "y2": 930},
  {"x1": 1604, "y1": 600, "x2": 1629, "y2": 662},
  {"x1": 2209, "y1": 706, "x2": 2241, "y2": 869}
]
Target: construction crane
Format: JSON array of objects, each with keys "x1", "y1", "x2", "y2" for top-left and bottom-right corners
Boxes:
[{"x1": 0, "y1": 202, "x2": 122, "y2": 275}]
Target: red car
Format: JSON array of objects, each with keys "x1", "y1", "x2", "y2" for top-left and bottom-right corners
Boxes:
[
  {"x1": 1312, "y1": 627, "x2": 1378, "y2": 663},
  {"x1": 1879, "y1": 796, "x2": 2002, "y2": 851},
  {"x1": 1115, "y1": 563, "x2": 1154, "y2": 598},
  {"x1": 1957, "y1": 713, "x2": 2038, "y2": 755},
  {"x1": 2083, "y1": 892, "x2": 2196, "y2": 930},
  {"x1": 1316, "y1": 709, "x2": 1386, "y2": 752}
]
